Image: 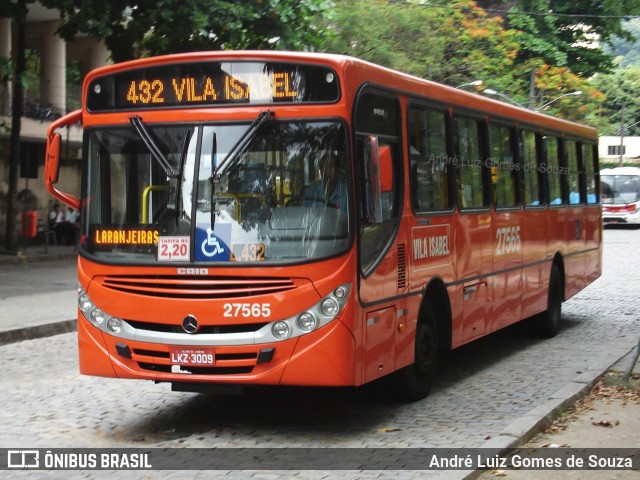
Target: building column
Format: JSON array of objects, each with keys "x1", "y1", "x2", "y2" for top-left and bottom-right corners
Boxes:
[
  {"x1": 40, "y1": 20, "x2": 66, "y2": 113},
  {"x1": 87, "y1": 38, "x2": 111, "y2": 71},
  {"x1": 0, "y1": 17, "x2": 11, "y2": 116}
]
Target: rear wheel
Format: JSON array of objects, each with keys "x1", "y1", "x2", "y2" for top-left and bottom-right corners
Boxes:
[
  {"x1": 392, "y1": 303, "x2": 439, "y2": 401},
  {"x1": 536, "y1": 265, "x2": 563, "y2": 338}
]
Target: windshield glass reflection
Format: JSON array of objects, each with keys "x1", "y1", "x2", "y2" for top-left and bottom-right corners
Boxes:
[{"x1": 83, "y1": 120, "x2": 351, "y2": 264}]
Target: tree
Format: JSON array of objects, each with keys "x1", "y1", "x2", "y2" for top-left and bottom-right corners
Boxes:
[
  {"x1": 478, "y1": 0, "x2": 640, "y2": 77},
  {"x1": 533, "y1": 63, "x2": 603, "y2": 123},
  {"x1": 1, "y1": 0, "x2": 27, "y2": 252},
  {"x1": 40, "y1": 0, "x2": 333, "y2": 62},
  {"x1": 315, "y1": 1, "x2": 605, "y2": 124},
  {"x1": 591, "y1": 66, "x2": 640, "y2": 136},
  {"x1": 606, "y1": 19, "x2": 640, "y2": 67},
  {"x1": 318, "y1": 0, "x2": 523, "y2": 90}
]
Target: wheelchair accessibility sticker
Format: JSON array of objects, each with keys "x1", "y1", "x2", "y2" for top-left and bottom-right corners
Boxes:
[{"x1": 195, "y1": 224, "x2": 231, "y2": 262}]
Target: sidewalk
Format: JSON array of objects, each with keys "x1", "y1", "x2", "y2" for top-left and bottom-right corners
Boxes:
[
  {"x1": 0, "y1": 244, "x2": 78, "y2": 345},
  {"x1": 476, "y1": 349, "x2": 640, "y2": 479}
]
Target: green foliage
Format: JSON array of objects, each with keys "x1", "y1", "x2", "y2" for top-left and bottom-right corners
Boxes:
[
  {"x1": 482, "y1": 0, "x2": 640, "y2": 77},
  {"x1": 40, "y1": 0, "x2": 333, "y2": 62},
  {"x1": 25, "y1": 0, "x2": 636, "y2": 130},
  {"x1": 532, "y1": 63, "x2": 602, "y2": 123},
  {"x1": 318, "y1": 0, "x2": 524, "y2": 93},
  {"x1": 314, "y1": 1, "x2": 618, "y2": 124},
  {"x1": 607, "y1": 19, "x2": 640, "y2": 67},
  {"x1": 591, "y1": 66, "x2": 640, "y2": 135}
]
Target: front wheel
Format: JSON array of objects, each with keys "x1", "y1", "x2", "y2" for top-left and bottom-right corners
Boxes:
[{"x1": 392, "y1": 303, "x2": 439, "y2": 401}]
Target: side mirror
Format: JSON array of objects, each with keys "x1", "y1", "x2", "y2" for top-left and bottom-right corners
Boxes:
[
  {"x1": 46, "y1": 133, "x2": 61, "y2": 184},
  {"x1": 44, "y1": 110, "x2": 82, "y2": 211}
]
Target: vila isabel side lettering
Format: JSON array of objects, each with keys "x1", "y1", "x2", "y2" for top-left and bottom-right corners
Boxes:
[{"x1": 413, "y1": 235, "x2": 450, "y2": 260}]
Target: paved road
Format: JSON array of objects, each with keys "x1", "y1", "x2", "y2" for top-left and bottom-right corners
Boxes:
[{"x1": 1, "y1": 229, "x2": 639, "y2": 479}]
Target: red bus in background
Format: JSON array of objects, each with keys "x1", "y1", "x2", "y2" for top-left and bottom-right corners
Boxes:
[{"x1": 45, "y1": 51, "x2": 601, "y2": 400}]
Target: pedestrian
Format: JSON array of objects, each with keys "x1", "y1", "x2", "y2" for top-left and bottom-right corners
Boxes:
[{"x1": 49, "y1": 204, "x2": 75, "y2": 246}]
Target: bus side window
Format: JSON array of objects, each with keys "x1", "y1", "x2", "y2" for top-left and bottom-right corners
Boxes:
[
  {"x1": 489, "y1": 123, "x2": 518, "y2": 208},
  {"x1": 454, "y1": 116, "x2": 486, "y2": 209},
  {"x1": 521, "y1": 130, "x2": 541, "y2": 207},
  {"x1": 566, "y1": 140, "x2": 581, "y2": 205},
  {"x1": 583, "y1": 144, "x2": 598, "y2": 204},
  {"x1": 408, "y1": 106, "x2": 450, "y2": 212},
  {"x1": 544, "y1": 136, "x2": 563, "y2": 205}
]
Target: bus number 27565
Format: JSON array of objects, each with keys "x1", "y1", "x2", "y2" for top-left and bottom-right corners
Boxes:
[
  {"x1": 495, "y1": 226, "x2": 521, "y2": 256},
  {"x1": 223, "y1": 303, "x2": 271, "y2": 318}
]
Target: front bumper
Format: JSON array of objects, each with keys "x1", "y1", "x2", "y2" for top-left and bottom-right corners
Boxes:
[{"x1": 78, "y1": 313, "x2": 357, "y2": 387}]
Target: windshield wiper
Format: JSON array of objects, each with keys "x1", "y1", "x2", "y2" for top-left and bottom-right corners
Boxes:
[
  {"x1": 130, "y1": 115, "x2": 177, "y2": 178},
  {"x1": 210, "y1": 132, "x2": 217, "y2": 229},
  {"x1": 175, "y1": 129, "x2": 194, "y2": 227},
  {"x1": 212, "y1": 110, "x2": 274, "y2": 179},
  {"x1": 208, "y1": 110, "x2": 274, "y2": 230}
]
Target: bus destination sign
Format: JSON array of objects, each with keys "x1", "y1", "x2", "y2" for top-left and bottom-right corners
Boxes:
[{"x1": 87, "y1": 61, "x2": 340, "y2": 111}]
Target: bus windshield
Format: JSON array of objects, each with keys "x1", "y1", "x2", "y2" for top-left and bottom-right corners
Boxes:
[
  {"x1": 83, "y1": 119, "x2": 350, "y2": 264},
  {"x1": 601, "y1": 175, "x2": 640, "y2": 205}
]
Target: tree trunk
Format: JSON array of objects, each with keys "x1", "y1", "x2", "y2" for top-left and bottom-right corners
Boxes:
[{"x1": 4, "y1": 0, "x2": 26, "y2": 252}]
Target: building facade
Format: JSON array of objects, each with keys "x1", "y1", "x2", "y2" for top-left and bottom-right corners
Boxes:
[
  {"x1": 599, "y1": 136, "x2": 640, "y2": 166},
  {"x1": 0, "y1": 2, "x2": 110, "y2": 239}
]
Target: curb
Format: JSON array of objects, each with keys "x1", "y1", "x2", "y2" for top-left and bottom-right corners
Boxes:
[
  {"x1": 0, "y1": 319, "x2": 77, "y2": 346},
  {"x1": 461, "y1": 348, "x2": 636, "y2": 479},
  {"x1": 0, "y1": 250, "x2": 77, "y2": 265}
]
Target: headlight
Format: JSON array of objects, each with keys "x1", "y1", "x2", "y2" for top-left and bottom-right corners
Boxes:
[
  {"x1": 89, "y1": 307, "x2": 106, "y2": 325},
  {"x1": 107, "y1": 317, "x2": 122, "y2": 334},
  {"x1": 263, "y1": 283, "x2": 351, "y2": 343},
  {"x1": 272, "y1": 321, "x2": 291, "y2": 340},
  {"x1": 78, "y1": 293, "x2": 93, "y2": 312},
  {"x1": 320, "y1": 298, "x2": 339, "y2": 318},
  {"x1": 297, "y1": 312, "x2": 317, "y2": 331},
  {"x1": 78, "y1": 288, "x2": 125, "y2": 337}
]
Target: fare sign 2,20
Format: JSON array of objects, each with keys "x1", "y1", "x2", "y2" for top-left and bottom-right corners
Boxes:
[{"x1": 158, "y1": 236, "x2": 190, "y2": 262}]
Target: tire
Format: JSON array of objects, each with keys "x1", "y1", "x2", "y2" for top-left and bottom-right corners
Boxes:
[
  {"x1": 392, "y1": 303, "x2": 439, "y2": 401},
  {"x1": 537, "y1": 265, "x2": 563, "y2": 338}
]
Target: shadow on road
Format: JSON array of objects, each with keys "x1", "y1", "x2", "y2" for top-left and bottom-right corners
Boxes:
[{"x1": 118, "y1": 313, "x2": 589, "y2": 445}]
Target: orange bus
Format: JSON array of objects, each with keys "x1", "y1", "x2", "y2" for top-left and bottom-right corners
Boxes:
[{"x1": 45, "y1": 51, "x2": 601, "y2": 400}]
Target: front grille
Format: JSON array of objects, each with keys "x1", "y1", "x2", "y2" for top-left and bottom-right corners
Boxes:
[
  {"x1": 99, "y1": 274, "x2": 296, "y2": 299},
  {"x1": 138, "y1": 363, "x2": 253, "y2": 375},
  {"x1": 125, "y1": 319, "x2": 268, "y2": 334}
]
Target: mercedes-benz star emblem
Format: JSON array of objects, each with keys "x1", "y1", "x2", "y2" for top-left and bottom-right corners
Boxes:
[{"x1": 182, "y1": 314, "x2": 199, "y2": 334}]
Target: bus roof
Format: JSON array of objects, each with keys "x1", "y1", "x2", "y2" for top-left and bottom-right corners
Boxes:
[{"x1": 85, "y1": 50, "x2": 597, "y2": 141}]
